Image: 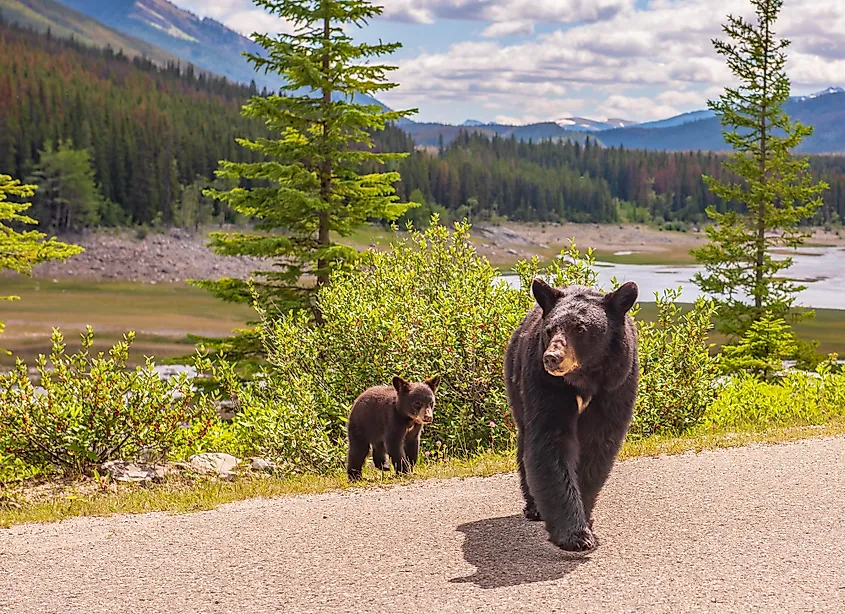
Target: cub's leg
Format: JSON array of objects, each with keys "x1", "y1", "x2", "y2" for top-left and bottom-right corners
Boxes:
[
  {"x1": 386, "y1": 426, "x2": 411, "y2": 475},
  {"x1": 404, "y1": 424, "x2": 422, "y2": 471},
  {"x1": 346, "y1": 433, "x2": 370, "y2": 482},
  {"x1": 371, "y1": 441, "x2": 390, "y2": 471}
]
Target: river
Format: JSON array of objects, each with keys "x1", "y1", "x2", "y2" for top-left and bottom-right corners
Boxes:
[{"x1": 502, "y1": 246, "x2": 845, "y2": 310}]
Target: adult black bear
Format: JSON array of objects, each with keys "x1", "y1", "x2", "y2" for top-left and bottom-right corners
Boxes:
[
  {"x1": 505, "y1": 278, "x2": 639, "y2": 551},
  {"x1": 346, "y1": 375, "x2": 441, "y2": 481}
]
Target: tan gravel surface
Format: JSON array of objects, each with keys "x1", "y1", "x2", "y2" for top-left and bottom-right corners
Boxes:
[{"x1": 2, "y1": 437, "x2": 844, "y2": 614}]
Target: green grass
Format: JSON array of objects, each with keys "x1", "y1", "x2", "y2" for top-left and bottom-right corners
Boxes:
[
  {"x1": 632, "y1": 303, "x2": 845, "y2": 356},
  {"x1": 334, "y1": 225, "x2": 399, "y2": 250},
  {"x1": 591, "y1": 247, "x2": 698, "y2": 266},
  {"x1": 3, "y1": 420, "x2": 843, "y2": 528},
  {"x1": 2, "y1": 278, "x2": 843, "y2": 369},
  {"x1": 337, "y1": 225, "x2": 701, "y2": 268},
  {"x1": 0, "y1": 278, "x2": 255, "y2": 366}
]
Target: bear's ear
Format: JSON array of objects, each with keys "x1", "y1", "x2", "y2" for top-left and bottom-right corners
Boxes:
[
  {"x1": 532, "y1": 277, "x2": 560, "y2": 314},
  {"x1": 392, "y1": 376, "x2": 411, "y2": 395},
  {"x1": 605, "y1": 281, "x2": 638, "y2": 314},
  {"x1": 424, "y1": 375, "x2": 441, "y2": 393}
]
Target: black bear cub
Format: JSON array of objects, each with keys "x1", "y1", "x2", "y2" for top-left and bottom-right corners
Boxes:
[
  {"x1": 505, "y1": 277, "x2": 639, "y2": 552},
  {"x1": 346, "y1": 375, "x2": 441, "y2": 481}
]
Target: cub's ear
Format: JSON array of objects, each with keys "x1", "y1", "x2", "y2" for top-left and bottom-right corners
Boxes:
[
  {"x1": 605, "y1": 281, "x2": 638, "y2": 314},
  {"x1": 392, "y1": 376, "x2": 411, "y2": 395},
  {"x1": 531, "y1": 277, "x2": 560, "y2": 314},
  {"x1": 424, "y1": 375, "x2": 441, "y2": 393}
]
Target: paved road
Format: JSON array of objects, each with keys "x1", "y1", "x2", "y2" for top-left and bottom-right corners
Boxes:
[{"x1": 2, "y1": 437, "x2": 844, "y2": 614}]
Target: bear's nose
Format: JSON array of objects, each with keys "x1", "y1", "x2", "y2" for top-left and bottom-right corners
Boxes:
[{"x1": 543, "y1": 352, "x2": 561, "y2": 370}]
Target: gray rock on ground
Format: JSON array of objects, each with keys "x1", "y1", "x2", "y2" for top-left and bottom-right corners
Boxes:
[
  {"x1": 188, "y1": 453, "x2": 241, "y2": 479},
  {"x1": 99, "y1": 461, "x2": 171, "y2": 483}
]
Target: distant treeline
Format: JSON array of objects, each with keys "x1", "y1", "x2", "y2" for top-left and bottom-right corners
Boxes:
[
  {"x1": 2, "y1": 19, "x2": 845, "y2": 229},
  {"x1": 395, "y1": 132, "x2": 845, "y2": 226}
]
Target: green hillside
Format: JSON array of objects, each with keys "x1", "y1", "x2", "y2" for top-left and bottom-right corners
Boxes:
[{"x1": 0, "y1": 0, "x2": 189, "y2": 69}]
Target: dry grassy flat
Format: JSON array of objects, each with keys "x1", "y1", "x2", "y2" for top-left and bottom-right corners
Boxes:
[{"x1": 0, "y1": 278, "x2": 254, "y2": 366}]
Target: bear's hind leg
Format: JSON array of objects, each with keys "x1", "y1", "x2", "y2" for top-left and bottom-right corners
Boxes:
[
  {"x1": 372, "y1": 441, "x2": 390, "y2": 471},
  {"x1": 347, "y1": 435, "x2": 370, "y2": 482}
]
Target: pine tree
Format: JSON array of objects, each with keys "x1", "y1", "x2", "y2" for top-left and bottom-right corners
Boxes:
[
  {"x1": 691, "y1": 0, "x2": 828, "y2": 339},
  {"x1": 0, "y1": 175, "x2": 83, "y2": 346},
  {"x1": 719, "y1": 311, "x2": 797, "y2": 380},
  {"x1": 27, "y1": 140, "x2": 104, "y2": 232},
  {"x1": 192, "y1": 0, "x2": 417, "y2": 324}
]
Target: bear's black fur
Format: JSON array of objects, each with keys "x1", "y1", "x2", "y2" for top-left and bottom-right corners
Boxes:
[
  {"x1": 505, "y1": 277, "x2": 639, "y2": 551},
  {"x1": 346, "y1": 375, "x2": 441, "y2": 481}
]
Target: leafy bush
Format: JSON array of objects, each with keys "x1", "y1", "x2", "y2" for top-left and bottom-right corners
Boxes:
[
  {"x1": 257, "y1": 219, "x2": 525, "y2": 458},
  {"x1": 0, "y1": 328, "x2": 216, "y2": 474},
  {"x1": 705, "y1": 356, "x2": 845, "y2": 429},
  {"x1": 632, "y1": 288, "x2": 721, "y2": 437},
  {"x1": 191, "y1": 352, "x2": 342, "y2": 474}
]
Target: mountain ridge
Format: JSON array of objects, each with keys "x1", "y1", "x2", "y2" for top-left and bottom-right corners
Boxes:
[
  {"x1": 51, "y1": 0, "x2": 384, "y2": 108},
  {"x1": 0, "y1": 0, "x2": 190, "y2": 68}
]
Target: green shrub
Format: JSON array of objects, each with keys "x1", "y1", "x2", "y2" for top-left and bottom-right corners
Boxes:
[
  {"x1": 0, "y1": 328, "x2": 216, "y2": 474},
  {"x1": 192, "y1": 351, "x2": 342, "y2": 474},
  {"x1": 258, "y1": 219, "x2": 524, "y2": 458},
  {"x1": 705, "y1": 356, "x2": 845, "y2": 429},
  {"x1": 720, "y1": 311, "x2": 797, "y2": 380},
  {"x1": 632, "y1": 288, "x2": 720, "y2": 437}
]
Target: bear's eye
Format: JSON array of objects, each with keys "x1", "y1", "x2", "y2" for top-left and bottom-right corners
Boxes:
[
  {"x1": 413, "y1": 401, "x2": 423, "y2": 410},
  {"x1": 576, "y1": 323, "x2": 588, "y2": 334}
]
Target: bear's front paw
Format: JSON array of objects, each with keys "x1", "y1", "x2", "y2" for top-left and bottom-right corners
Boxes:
[
  {"x1": 375, "y1": 460, "x2": 391, "y2": 471},
  {"x1": 523, "y1": 503, "x2": 543, "y2": 521},
  {"x1": 550, "y1": 526, "x2": 596, "y2": 552}
]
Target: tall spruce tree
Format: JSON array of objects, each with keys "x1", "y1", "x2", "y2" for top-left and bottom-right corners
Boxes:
[
  {"x1": 0, "y1": 175, "x2": 83, "y2": 346},
  {"x1": 27, "y1": 140, "x2": 104, "y2": 232},
  {"x1": 692, "y1": 0, "x2": 828, "y2": 339},
  {"x1": 192, "y1": 0, "x2": 417, "y2": 327}
]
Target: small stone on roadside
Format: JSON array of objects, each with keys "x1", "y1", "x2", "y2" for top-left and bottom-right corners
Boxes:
[
  {"x1": 249, "y1": 457, "x2": 275, "y2": 472},
  {"x1": 100, "y1": 461, "x2": 170, "y2": 483},
  {"x1": 188, "y1": 453, "x2": 241, "y2": 477}
]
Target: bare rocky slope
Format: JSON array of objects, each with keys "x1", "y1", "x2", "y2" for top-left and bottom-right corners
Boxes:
[{"x1": 30, "y1": 229, "x2": 266, "y2": 284}]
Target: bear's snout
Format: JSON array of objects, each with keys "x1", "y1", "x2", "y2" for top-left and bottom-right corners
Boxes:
[
  {"x1": 422, "y1": 406, "x2": 434, "y2": 423},
  {"x1": 543, "y1": 336, "x2": 580, "y2": 376},
  {"x1": 543, "y1": 352, "x2": 562, "y2": 371}
]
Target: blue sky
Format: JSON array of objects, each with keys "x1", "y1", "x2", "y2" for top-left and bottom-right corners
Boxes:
[{"x1": 177, "y1": 0, "x2": 845, "y2": 126}]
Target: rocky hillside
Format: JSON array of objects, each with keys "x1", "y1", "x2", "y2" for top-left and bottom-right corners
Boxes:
[{"x1": 30, "y1": 229, "x2": 267, "y2": 284}]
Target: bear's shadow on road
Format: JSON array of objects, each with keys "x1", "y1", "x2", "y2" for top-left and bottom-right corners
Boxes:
[{"x1": 450, "y1": 515, "x2": 589, "y2": 589}]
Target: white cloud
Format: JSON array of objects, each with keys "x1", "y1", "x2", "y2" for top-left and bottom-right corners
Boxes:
[
  {"x1": 598, "y1": 95, "x2": 681, "y2": 122},
  {"x1": 175, "y1": 0, "x2": 845, "y2": 123},
  {"x1": 175, "y1": 0, "x2": 294, "y2": 36},
  {"x1": 481, "y1": 21, "x2": 534, "y2": 38},
  {"x1": 378, "y1": 0, "x2": 845, "y2": 122},
  {"x1": 382, "y1": 0, "x2": 635, "y2": 30},
  {"x1": 222, "y1": 10, "x2": 295, "y2": 37}
]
